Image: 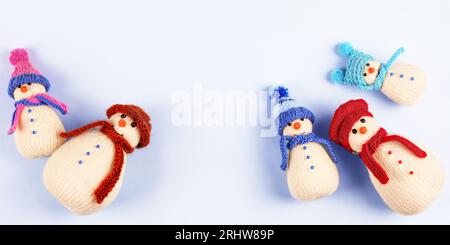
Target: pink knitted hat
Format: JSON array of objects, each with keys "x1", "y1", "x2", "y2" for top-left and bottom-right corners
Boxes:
[{"x1": 8, "y1": 49, "x2": 50, "y2": 98}]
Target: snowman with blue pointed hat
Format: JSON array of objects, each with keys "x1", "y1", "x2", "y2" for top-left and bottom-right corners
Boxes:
[
  {"x1": 270, "y1": 86, "x2": 339, "y2": 201},
  {"x1": 330, "y1": 42, "x2": 427, "y2": 105}
]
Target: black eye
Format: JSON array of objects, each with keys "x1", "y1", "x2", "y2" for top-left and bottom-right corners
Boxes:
[
  {"x1": 300, "y1": 118, "x2": 304, "y2": 121},
  {"x1": 287, "y1": 123, "x2": 292, "y2": 126},
  {"x1": 131, "y1": 122, "x2": 137, "y2": 128},
  {"x1": 120, "y1": 114, "x2": 126, "y2": 118},
  {"x1": 363, "y1": 73, "x2": 367, "y2": 76},
  {"x1": 366, "y1": 63, "x2": 370, "y2": 67},
  {"x1": 360, "y1": 118, "x2": 366, "y2": 123},
  {"x1": 27, "y1": 83, "x2": 31, "y2": 86},
  {"x1": 352, "y1": 129, "x2": 357, "y2": 134},
  {"x1": 18, "y1": 85, "x2": 22, "y2": 88}
]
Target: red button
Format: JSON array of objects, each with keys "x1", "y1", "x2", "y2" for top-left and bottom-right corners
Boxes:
[
  {"x1": 388, "y1": 151, "x2": 392, "y2": 155},
  {"x1": 398, "y1": 160, "x2": 402, "y2": 164},
  {"x1": 409, "y1": 171, "x2": 414, "y2": 175}
]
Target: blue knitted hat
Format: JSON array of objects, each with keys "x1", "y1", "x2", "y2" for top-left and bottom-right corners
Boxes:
[
  {"x1": 330, "y1": 42, "x2": 404, "y2": 90},
  {"x1": 8, "y1": 49, "x2": 51, "y2": 98},
  {"x1": 270, "y1": 86, "x2": 315, "y2": 136}
]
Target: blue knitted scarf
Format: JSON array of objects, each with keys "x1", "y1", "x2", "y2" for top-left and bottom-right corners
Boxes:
[
  {"x1": 366, "y1": 47, "x2": 405, "y2": 90},
  {"x1": 279, "y1": 133, "x2": 337, "y2": 171}
]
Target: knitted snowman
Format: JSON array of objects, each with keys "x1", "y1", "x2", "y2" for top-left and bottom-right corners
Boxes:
[
  {"x1": 330, "y1": 43, "x2": 426, "y2": 105},
  {"x1": 43, "y1": 104, "x2": 151, "y2": 215},
  {"x1": 271, "y1": 86, "x2": 339, "y2": 201},
  {"x1": 7, "y1": 49, "x2": 67, "y2": 158},
  {"x1": 329, "y1": 99, "x2": 445, "y2": 215}
]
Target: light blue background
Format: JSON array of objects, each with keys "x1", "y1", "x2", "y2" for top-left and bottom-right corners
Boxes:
[{"x1": 0, "y1": 0, "x2": 449, "y2": 224}]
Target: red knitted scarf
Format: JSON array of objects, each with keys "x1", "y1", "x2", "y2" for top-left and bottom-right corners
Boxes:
[
  {"x1": 60, "y1": 121, "x2": 134, "y2": 204},
  {"x1": 360, "y1": 128, "x2": 427, "y2": 185}
]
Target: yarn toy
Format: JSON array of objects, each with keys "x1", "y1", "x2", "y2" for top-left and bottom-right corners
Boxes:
[
  {"x1": 270, "y1": 86, "x2": 339, "y2": 201},
  {"x1": 329, "y1": 99, "x2": 445, "y2": 215},
  {"x1": 43, "y1": 104, "x2": 151, "y2": 215},
  {"x1": 330, "y1": 42, "x2": 427, "y2": 105},
  {"x1": 7, "y1": 49, "x2": 67, "y2": 158}
]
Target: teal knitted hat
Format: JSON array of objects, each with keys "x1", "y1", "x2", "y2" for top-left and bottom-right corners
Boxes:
[{"x1": 330, "y1": 42, "x2": 404, "y2": 90}]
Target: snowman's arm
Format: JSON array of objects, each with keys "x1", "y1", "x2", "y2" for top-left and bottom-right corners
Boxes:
[
  {"x1": 60, "y1": 121, "x2": 108, "y2": 139},
  {"x1": 317, "y1": 138, "x2": 338, "y2": 163},
  {"x1": 382, "y1": 135, "x2": 427, "y2": 158}
]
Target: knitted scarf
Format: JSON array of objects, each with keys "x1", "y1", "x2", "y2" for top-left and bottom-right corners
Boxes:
[
  {"x1": 369, "y1": 47, "x2": 405, "y2": 91},
  {"x1": 60, "y1": 121, "x2": 134, "y2": 204},
  {"x1": 8, "y1": 93, "x2": 67, "y2": 135},
  {"x1": 360, "y1": 128, "x2": 427, "y2": 185},
  {"x1": 280, "y1": 133, "x2": 337, "y2": 171}
]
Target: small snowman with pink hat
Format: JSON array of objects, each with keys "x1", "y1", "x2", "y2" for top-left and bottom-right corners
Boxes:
[
  {"x1": 329, "y1": 99, "x2": 445, "y2": 215},
  {"x1": 7, "y1": 49, "x2": 67, "y2": 158}
]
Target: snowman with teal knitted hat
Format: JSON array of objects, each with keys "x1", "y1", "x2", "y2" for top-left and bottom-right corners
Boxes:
[
  {"x1": 270, "y1": 86, "x2": 339, "y2": 201},
  {"x1": 330, "y1": 42, "x2": 427, "y2": 105}
]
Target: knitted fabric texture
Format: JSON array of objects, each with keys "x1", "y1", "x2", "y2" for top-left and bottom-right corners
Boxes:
[
  {"x1": 8, "y1": 49, "x2": 50, "y2": 98},
  {"x1": 8, "y1": 93, "x2": 67, "y2": 135},
  {"x1": 60, "y1": 121, "x2": 134, "y2": 204},
  {"x1": 280, "y1": 133, "x2": 337, "y2": 171},
  {"x1": 330, "y1": 42, "x2": 404, "y2": 90},
  {"x1": 329, "y1": 99, "x2": 373, "y2": 152},
  {"x1": 269, "y1": 86, "x2": 315, "y2": 135},
  {"x1": 106, "y1": 104, "x2": 151, "y2": 148},
  {"x1": 359, "y1": 128, "x2": 427, "y2": 184}
]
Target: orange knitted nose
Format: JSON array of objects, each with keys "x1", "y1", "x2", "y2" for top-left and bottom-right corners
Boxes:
[
  {"x1": 118, "y1": 119, "x2": 127, "y2": 128},
  {"x1": 359, "y1": 126, "x2": 367, "y2": 134},
  {"x1": 293, "y1": 122, "x2": 301, "y2": 130},
  {"x1": 368, "y1": 67, "x2": 375, "y2": 74},
  {"x1": 20, "y1": 86, "x2": 28, "y2": 93}
]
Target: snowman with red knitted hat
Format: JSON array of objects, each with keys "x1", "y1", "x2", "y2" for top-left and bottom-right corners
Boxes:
[
  {"x1": 43, "y1": 104, "x2": 151, "y2": 215},
  {"x1": 329, "y1": 99, "x2": 445, "y2": 215},
  {"x1": 7, "y1": 49, "x2": 67, "y2": 158}
]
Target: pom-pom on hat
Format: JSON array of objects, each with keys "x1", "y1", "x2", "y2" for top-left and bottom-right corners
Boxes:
[
  {"x1": 269, "y1": 86, "x2": 315, "y2": 136},
  {"x1": 329, "y1": 99, "x2": 373, "y2": 152},
  {"x1": 8, "y1": 48, "x2": 50, "y2": 98},
  {"x1": 106, "y1": 104, "x2": 152, "y2": 148}
]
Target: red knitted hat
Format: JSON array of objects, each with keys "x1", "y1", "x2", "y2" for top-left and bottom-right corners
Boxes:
[
  {"x1": 329, "y1": 99, "x2": 373, "y2": 152},
  {"x1": 106, "y1": 104, "x2": 151, "y2": 148}
]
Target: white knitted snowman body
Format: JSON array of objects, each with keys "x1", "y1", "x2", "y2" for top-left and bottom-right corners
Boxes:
[
  {"x1": 348, "y1": 116, "x2": 445, "y2": 215},
  {"x1": 369, "y1": 141, "x2": 445, "y2": 215},
  {"x1": 15, "y1": 105, "x2": 65, "y2": 158},
  {"x1": 283, "y1": 119, "x2": 339, "y2": 201},
  {"x1": 287, "y1": 141, "x2": 339, "y2": 201},
  {"x1": 43, "y1": 108, "x2": 148, "y2": 215},
  {"x1": 43, "y1": 130, "x2": 126, "y2": 215},
  {"x1": 380, "y1": 64, "x2": 427, "y2": 105}
]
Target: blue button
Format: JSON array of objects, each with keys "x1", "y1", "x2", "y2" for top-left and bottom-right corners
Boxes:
[
  {"x1": 390, "y1": 72, "x2": 394, "y2": 76},
  {"x1": 95, "y1": 144, "x2": 100, "y2": 148},
  {"x1": 306, "y1": 155, "x2": 311, "y2": 159},
  {"x1": 30, "y1": 118, "x2": 34, "y2": 122},
  {"x1": 400, "y1": 74, "x2": 404, "y2": 78},
  {"x1": 303, "y1": 146, "x2": 307, "y2": 150},
  {"x1": 86, "y1": 152, "x2": 90, "y2": 156},
  {"x1": 28, "y1": 109, "x2": 32, "y2": 113},
  {"x1": 310, "y1": 165, "x2": 315, "y2": 170},
  {"x1": 78, "y1": 160, "x2": 83, "y2": 164},
  {"x1": 32, "y1": 130, "x2": 37, "y2": 135},
  {"x1": 410, "y1": 77, "x2": 415, "y2": 81}
]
